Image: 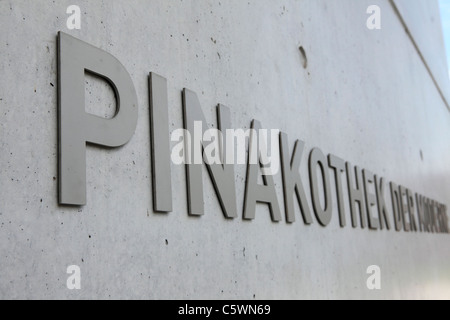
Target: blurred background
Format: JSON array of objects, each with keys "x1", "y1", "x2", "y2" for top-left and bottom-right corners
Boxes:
[{"x1": 439, "y1": 0, "x2": 450, "y2": 77}]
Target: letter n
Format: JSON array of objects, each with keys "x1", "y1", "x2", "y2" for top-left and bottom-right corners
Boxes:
[{"x1": 182, "y1": 89, "x2": 237, "y2": 218}]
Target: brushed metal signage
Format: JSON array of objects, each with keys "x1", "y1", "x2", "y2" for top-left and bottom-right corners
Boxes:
[{"x1": 57, "y1": 32, "x2": 449, "y2": 234}]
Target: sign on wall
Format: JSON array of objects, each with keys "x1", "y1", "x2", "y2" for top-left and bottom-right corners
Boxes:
[{"x1": 57, "y1": 32, "x2": 449, "y2": 235}]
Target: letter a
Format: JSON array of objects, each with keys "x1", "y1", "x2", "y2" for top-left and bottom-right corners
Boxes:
[
  {"x1": 366, "y1": 5, "x2": 381, "y2": 30},
  {"x1": 66, "y1": 265, "x2": 81, "y2": 290},
  {"x1": 366, "y1": 265, "x2": 381, "y2": 290},
  {"x1": 66, "y1": 5, "x2": 81, "y2": 30}
]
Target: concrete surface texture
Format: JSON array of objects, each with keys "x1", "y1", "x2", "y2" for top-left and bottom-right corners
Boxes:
[{"x1": 0, "y1": 0, "x2": 449, "y2": 299}]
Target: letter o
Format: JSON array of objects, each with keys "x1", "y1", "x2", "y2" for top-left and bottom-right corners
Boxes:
[{"x1": 309, "y1": 148, "x2": 333, "y2": 226}]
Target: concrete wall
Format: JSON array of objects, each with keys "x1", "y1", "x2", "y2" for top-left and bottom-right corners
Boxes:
[{"x1": 0, "y1": 0, "x2": 449, "y2": 299}]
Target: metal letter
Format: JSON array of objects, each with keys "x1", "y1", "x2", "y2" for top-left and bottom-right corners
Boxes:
[
  {"x1": 415, "y1": 194, "x2": 425, "y2": 232},
  {"x1": 182, "y1": 89, "x2": 237, "y2": 218},
  {"x1": 423, "y1": 197, "x2": 431, "y2": 232},
  {"x1": 433, "y1": 201, "x2": 440, "y2": 233},
  {"x1": 406, "y1": 189, "x2": 417, "y2": 232},
  {"x1": 328, "y1": 154, "x2": 347, "y2": 228},
  {"x1": 309, "y1": 148, "x2": 332, "y2": 227},
  {"x1": 430, "y1": 200, "x2": 437, "y2": 233},
  {"x1": 243, "y1": 120, "x2": 282, "y2": 222},
  {"x1": 363, "y1": 169, "x2": 380, "y2": 230},
  {"x1": 437, "y1": 204, "x2": 442, "y2": 233},
  {"x1": 149, "y1": 73, "x2": 173, "y2": 213},
  {"x1": 441, "y1": 205, "x2": 446, "y2": 233},
  {"x1": 398, "y1": 186, "x2": 410, "y2": 232},
  {"x1": 441, "y1": 204, "x2": 449, "y2": 234},
  {"x1": 434, "y1": 201, "x2": 441, "y2": 233},
  {"x1": 443, "y1": 205, "x2": 449, "y2": 234},
  {"x1": 390, "y1": 182, "x2": 402, "y2": 231},
  {"x1": 440, "y1": 203, "x2": 447, "y2": 233},
  {"x1": 375, "y1": 176, "x2": 391, "y2": 230},
  {"x1": 279, "y1": 133, "x2": 313, "y2": 224},
  {"x1": 58, "y1": 32, "x2": 138, "y2": 205},
  {"x1": 346, "y1": 163, "x2": 367, "y2": 229}
]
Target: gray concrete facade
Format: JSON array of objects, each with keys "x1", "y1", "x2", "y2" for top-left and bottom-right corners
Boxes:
[{"x1": 0, "y1": 0, "x2": 449, "y2": 299}]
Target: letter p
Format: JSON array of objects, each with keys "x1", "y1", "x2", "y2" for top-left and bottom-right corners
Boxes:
[{"x1": 58, "y1": 32, "x2": 138, "y2": 205}]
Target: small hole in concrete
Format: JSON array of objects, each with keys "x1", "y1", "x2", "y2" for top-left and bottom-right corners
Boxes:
[{"x1": 299, "y1": 46, "x2": 308, "y2": 69}]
